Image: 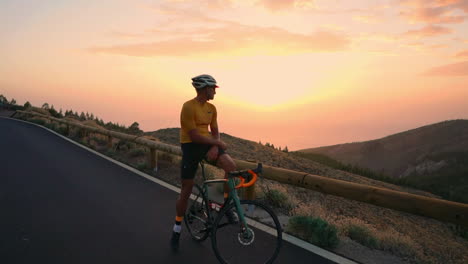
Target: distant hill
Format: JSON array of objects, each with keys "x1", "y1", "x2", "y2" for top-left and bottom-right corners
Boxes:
[
  {"x1": 298, "y1": 120, "x2": 468, "y2": 203},
  {"x1": 145, "y1": 128, "x2": 436, "y2": 197}
]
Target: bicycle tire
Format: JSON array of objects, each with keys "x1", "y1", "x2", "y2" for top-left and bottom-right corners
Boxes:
[
  {"x1": 184, "y1": 184, "x2": 210, "y2": 241},
  {"x1": 211, "y1": 200, "x2": 282, "y2": 264}
]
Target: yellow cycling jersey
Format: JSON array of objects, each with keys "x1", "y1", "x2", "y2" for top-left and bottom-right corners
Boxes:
[{"x1": 180, "y1": 98, "x2": 218, "y2": 143}]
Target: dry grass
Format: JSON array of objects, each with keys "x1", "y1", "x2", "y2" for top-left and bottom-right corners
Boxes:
[
  {"x1": 29, "y1": 107, "x2": 50, "y2": 115},
  {"x1": 251, "y1": 177, "x2": 468, "y2": 264}
]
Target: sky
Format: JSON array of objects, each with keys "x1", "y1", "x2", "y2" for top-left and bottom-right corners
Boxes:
[{"x1": 1, "y1": 0, "x2": 467, "y2": 150}]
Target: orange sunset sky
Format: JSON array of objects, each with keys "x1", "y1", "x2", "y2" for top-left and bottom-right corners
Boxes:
[{"x1": 1, "y1": 0, "x2": 468, "y2": 150}]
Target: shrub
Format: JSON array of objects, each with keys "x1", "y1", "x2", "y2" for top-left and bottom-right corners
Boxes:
[
  {"x1": 264, "y1": 189, "x2": 291, "y2": 209},
  {"x1": 105, "y1": 149, "x2": 115, "y2": 157},
  {"x1": 79, "y1": 139, "x2": 88, "y2": 146},
  {"x1": 375, "y1": 232, "x2": 421, "y2": 261},
  {"x1": 287, "y1": 215, "x2": 339, "y2": 248},
  {"x1": 30, "y1": 118, "x2": 46, "y2": 126},
  {"x1": 128, "y1": 148, "x2": 146, "y2": 157},
  {"x1": 347, "y1": 224, "x2": 379, "y2": 249},
  {"x1": 90, "y1": 135, "x2": 108, "y2": 146},
  {"x1": 136, "y1": 162, "x2": 147, "y2": 171}
]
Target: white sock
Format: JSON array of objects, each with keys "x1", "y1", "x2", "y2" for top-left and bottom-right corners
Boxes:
[{"x1": 173, "y1": 224, "x2": 182, "y2": 233}]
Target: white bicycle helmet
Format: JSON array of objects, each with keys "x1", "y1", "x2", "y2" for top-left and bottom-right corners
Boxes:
[{"x1": 191, "y1": 74, "x2": 218, "y2": 89}]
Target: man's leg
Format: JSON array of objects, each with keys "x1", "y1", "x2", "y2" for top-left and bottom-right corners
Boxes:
[
  {"x1": 216, "y1": 154, "x2": 239, "y2": 223},
  {"x1": 171, "y1": 178, "x2": 194, "y2": 251},
  {"x1": 216, "y1": 153, "x2": 236, "y2": 196},
  {"x1": 176, "y1": 179, "x2": 194, "y2": 219}
]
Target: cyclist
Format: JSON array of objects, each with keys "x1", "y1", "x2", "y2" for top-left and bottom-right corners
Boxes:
[{"x1": 171, "y1": 74, "x2": 237, "y2": 251}]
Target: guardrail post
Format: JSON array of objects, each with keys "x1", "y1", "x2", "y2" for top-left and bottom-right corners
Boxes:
[
  {"x1": 107, "y1": 136, "x2": 113, "y2": 148},
  {"x1": 244, "y1": 184, "x2": 256, "y2": 200},
  {"x1": 66, "y1": 124, "x2": 70, "y2": 136},
  {"x1": 78, "y1": 128, "x2": 85, "y2": 139},
  {"x1": 148, "y1": 148, "x2": 157, "y2": 171}
]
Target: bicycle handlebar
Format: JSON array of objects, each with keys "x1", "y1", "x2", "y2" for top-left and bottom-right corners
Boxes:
[{"x1": 228, "y1": 163, "x2": 262, "y2": 189}]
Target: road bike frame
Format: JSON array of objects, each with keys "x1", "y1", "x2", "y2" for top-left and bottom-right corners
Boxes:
[{"x1": 196, "y1": 162, "x2": 260, "y2": 234}]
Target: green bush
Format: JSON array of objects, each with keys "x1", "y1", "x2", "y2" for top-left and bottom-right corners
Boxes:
[
  {"x1": 30, "y1": 118, "x2": 46, "y2": 126},
  {"x1": 287, "y1": 215, "x2": 339, "y2": 248},
  {"x1": 264, "y1": 189, "x2": 291, "y2": 209},
  {"x1": 136, "y1": 162, "x2": 148, "y2": 171},
  {"x1": 58, "y1": 125, "x2": 69, "y2": 136},
  {"x1": 347, "y1": 225, "x2": 379, "y2": 249},
  {"x1": 92, "y1": 136, "x2": 108, "y2": 146},
  {"x1": 105, "y1": 149, "x2": 115, "y2": 157},
  {"x1": 128, "y1": 148, "x2": 146, "y2": 157}
]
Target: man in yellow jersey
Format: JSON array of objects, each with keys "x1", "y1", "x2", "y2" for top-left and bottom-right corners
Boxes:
[{"x1": 171, "y1": 74, "x2": 237, "y2": 251}]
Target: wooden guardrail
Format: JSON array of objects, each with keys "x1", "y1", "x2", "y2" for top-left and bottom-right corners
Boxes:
[{"x1": 15, "y1": 110, "x2": 468, "y2": 227}]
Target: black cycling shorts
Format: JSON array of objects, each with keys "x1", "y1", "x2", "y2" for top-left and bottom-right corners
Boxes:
[{"x1": 180, "y1": 143, "x2": 226, "y2": 179}]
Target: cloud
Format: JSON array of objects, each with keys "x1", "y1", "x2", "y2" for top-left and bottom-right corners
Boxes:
[
  {"x1": 402, "y1": 25, "x2": 452, "y2": 38},
  {"x1": 88, "y1": 22, "x2": 350, "y2": 57},
  {"x1": 400, "y1": 6, "x2": 466, "y2": 23},
  {"x1": 398, "y1": 0, "x2": 468, "y2": 24},
  {"x1": 154, "y1": 0, "x2": 234, "y2": 11},
  {"x1": 352, "y1": 15, "x2": 382, "y2": 24},
  {"x1": 423, "y1": 61, "x2": 468, "y2": 76},
  {"x1": 108, "y1": 31, "x2": 148, "y2": 39},
  {"x1": 455, "y1": 50, "x2": 468, "y2": 57},
  {"x1": 256, "y1": 0, "x2": 315, "y2": 12},
  {"x1": 426, "y1": 43, "x2": 448, "y2": 49},
  {"x1": 402, "y1": 41, "x2": 447, "y2": 51}
]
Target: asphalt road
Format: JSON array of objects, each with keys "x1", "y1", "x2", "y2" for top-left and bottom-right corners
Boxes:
[{"x1": 0, "y1": 117, "x2": 338, "y2": 264}]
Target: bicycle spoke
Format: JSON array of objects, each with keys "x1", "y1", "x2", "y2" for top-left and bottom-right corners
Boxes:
[
  {"x1": 185, "y1": 185, "x2": 210, "y2": 241},
  {"x1": 212, "y1": 200, "x2": 282, "y2": 264}
]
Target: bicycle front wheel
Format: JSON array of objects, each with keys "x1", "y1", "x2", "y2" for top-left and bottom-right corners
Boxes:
[
  {"x1": 184, "y1": 184, "x2": 210, "y2": 241},
  {"x1": 212, "y1": 200, "x2": 282, "y2": 264}
]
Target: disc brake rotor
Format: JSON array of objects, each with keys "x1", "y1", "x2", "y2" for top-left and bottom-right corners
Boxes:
[{"x1": 238, "y1": 227, "x2": 255, "y2": 245}]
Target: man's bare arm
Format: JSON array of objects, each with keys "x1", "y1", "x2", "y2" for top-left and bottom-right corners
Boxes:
[
  {"x1": 188, "y1": 129, "x2": 226, "y2": 149},
  {"x1": 210, "y1": 126, "x2": 220, "y2": 140}
]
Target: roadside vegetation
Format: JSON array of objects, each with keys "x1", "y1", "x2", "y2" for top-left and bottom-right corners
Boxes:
[{"x1": 4, "y1": 95, "x2": 468, "y2": 264}]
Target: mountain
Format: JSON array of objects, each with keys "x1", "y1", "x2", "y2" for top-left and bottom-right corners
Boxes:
[{"x1": 298, "y1": 120, "x2": 468, "y2": 203}]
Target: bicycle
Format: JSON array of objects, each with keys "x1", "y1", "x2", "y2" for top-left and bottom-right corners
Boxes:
[{"x1": 184, "y1": 162, "x2": 283, "y2": 264}]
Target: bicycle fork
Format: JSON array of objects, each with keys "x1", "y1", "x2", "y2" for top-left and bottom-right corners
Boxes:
[{"x1": 228, "y1": 179, "x2": 253, "y2": 240}]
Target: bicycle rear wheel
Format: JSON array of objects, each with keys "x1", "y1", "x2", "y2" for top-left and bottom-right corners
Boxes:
[
  {"x1": 212, "y1": 200, "x2": 282, "y2": 264},
  {"x1": 184, "y1": 184, "x2": 210, "y2": 241}
]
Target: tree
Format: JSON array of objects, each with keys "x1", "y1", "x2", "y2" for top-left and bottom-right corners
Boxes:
[
  {"x1": 42, "y1": 103, "x2": 50, "y2": 109},
  {"x1": 10, "y1": 99, "x2": 16, "y2": 105},
  {"x1": 24, "y1": 101, "x2": 32, "y2": 108},
  {"x1": 79, "y1": 112, "x2": 86, "y2": 121},
  {"x1": 0, "y1": 94, "x2": 8, "y2": 104},
  {"x1": 49, "y1": 105, "x2": 60, "y2": 117},
  {"x1": 128, "y1": 122, "x2": 143, "y2": 135},
  {"x1": 283, "y1": 146, "x2": 289, "y2": 153}
]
